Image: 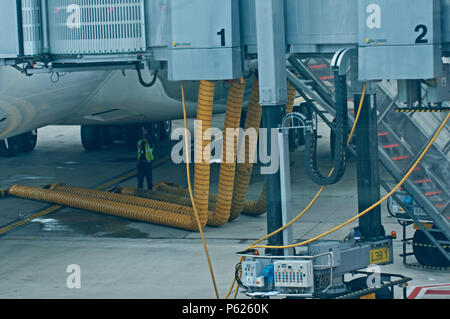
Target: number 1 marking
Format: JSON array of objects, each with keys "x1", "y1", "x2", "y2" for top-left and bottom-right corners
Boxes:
[{"x1": 217, "y1": 28, "x2": 225, "y2": 47}]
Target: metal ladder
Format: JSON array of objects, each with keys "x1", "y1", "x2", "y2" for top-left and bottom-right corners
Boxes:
[{"x1": 287, "y1": 56, "x2": 450, "y2": 267}]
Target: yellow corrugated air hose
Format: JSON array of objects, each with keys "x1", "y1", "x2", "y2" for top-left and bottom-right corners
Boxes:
[
  {"x1": 194, "y1": 80, "x2": 215, "y2": 228},
  {"x1": 240, "y1": 184, "x2": 266, "y2": 216},
  {"x1": 229, "y1": 80, "x2": 295, "y2": 220},
  {"x1": 229, "y1": 78, "x2": 263, "y2": 220},
  {"x1": 153, "y1": 181, "x2": 189, "y2": 196},
  {"x1": 117, "y1": 185, "x2": 216, "y2": 212},
  {"x1": 153, "y1": 182, "x2": 219, "y2": 203},
  {"x1": 285, "y1": 81, "x2": 297, "y2": 115},
  {"x1": 8, "y1": 185, "x2": 200, "y2": 231},
  {"x1": 209, "y1": 79, "x2": 246, "y2": 226},
  {"x1": 127, "y1": 183, "x2": 266, "y2": 218},
  {"x1": 45, "y1": 184, "x2": 212, "y2": 219},
  {"x1": 50, "y1": 184, "x2": 225, "y2": 225}
]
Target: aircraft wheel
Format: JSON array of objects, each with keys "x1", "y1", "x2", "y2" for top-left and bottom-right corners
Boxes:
[
  {"x1": 0, "y1": 136, "x2": 21, "y2": 157},
  {"x1": 100, "y1": 126, "x2": 115, "y2": 146},
  {"x1": 18, "y1": 130, "x2": 38, "y2": 153},
  {"x1": 149, "y1": 121, "x2": 161, "y2": 142},
  {"x1": 81, "y1": 125, "x2": 101, "y2": 151}
]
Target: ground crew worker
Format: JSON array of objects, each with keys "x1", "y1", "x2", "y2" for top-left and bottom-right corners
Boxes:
[{"x1": 137, "y1": 126, "x2": 155, "y2": 189}]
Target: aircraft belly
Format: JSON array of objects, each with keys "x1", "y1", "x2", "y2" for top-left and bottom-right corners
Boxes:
[
  {"x1": 0, "y1": 67, "x2": 230, "y2": 137},
  {"x1": 0, "y1": 68, "x2": 109, "y2": 138}
]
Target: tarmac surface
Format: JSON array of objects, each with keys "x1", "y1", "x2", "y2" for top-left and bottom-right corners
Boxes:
[{"x1": 0, "y1": 115, "x2": 448, "y2": 299}]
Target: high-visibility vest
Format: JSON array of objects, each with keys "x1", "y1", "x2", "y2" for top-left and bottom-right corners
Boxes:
[{"x1": 137, "y1": 140, "x2": 154, "y2": 162}]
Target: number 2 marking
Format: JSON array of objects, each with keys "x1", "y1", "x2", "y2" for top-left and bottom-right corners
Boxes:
[{"x1": 415, "y1": 24, "x2": 428, "y2": 44}]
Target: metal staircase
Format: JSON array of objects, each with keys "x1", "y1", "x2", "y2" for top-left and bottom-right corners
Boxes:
[{"x1": 287, "y1": 56, "x2": 450, "y2": 267}]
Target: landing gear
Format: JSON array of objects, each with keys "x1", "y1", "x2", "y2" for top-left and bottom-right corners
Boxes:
[
  {"x1": 18, "y1": 130, "x2": 38, "y2": 153},
  {"x1": 160, "y1": 120, "x2": 172, "y2": 140},
  {"x1": 0, "y1": 136, "x2": 21, "y2": 157},
  {"x1": 81, "y1": 122, "x2": 167, "y2": 151},
  {"x1": 80, "y1": 125, "x2": 101, "y2": 151},
  {"x1": 100, "y1": 126, "x2": 115, "y2": 146},
  {"x1": 0, "y1": 130, "x2": 38, "y2": 157},
  {"x1": 149, "y1": 121, "x2": 161, "y2": 142},
  {"x1": 124, "y1": 124, "x2": 140, "y2": 150}
]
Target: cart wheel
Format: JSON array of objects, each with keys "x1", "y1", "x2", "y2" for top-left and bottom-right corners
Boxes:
[
  {"x1": 413, "y1": 229, "x2": 450, "y2": 267},
  {"x1": 347, "y1": 277, "x2": 392, "y2": 299}
]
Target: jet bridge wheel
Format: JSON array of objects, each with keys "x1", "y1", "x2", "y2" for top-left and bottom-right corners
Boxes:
[
  {"x1": 412, "y1": 229, "x2": 450, "y2": 267},
  {"x1": 81, "y1": 125, "x2": 101, "y2": 151},
  {"x1": 288, "y1": 103, "x2": 310, "y2": 151}
]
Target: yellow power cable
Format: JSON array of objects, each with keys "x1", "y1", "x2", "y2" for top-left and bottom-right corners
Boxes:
[
  {"x1": 249, "y1": 112, "x2": 450, "y2": 250},
  {"x1": 224, "y1": 82, "x2": 367, "y2": 298},
  {"x1": 181, "y1": 82, "x2": 220, "y2": 299},
  {"x1": 228, "y1": 83, "x2": 447, "y2": 298},
  {"x1": 347, "y1": 83, "x2": 367, "y2": 145}
]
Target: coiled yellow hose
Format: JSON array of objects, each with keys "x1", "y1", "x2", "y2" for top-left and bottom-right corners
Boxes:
[
  {"x1": 8, "y1": 185, "x2": 200, "y2": 231},
  {"x1": 229, "y1": 80, "x2": 295, "y2": 220},
  {"x1": 229, "y1": 78, "x2": 263, "y2": 220},
  {"x1": 240, "y1": 184, "x2": 266, "y2": 216},
  {"x1": 153, "y1": 182, "x2": 189, "y2": 196},
  {"x1": 131, "y1": 183, "x2": 266, "y2": 218},
  {"x1": 194, "y1": 80, "x2": 215, "y2": 228},
  {"x1": 47, "y1": 184, "x2": 210, "y2": 218},
  {"x1": 209, "y1": 79, "x2": 246, "y2": 226},
  {"x1": 285, "y1": 82, "x2": 297, "y2": 115}
]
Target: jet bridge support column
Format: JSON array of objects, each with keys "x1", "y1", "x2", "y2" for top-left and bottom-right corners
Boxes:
[
  {"x1": 354, "y1": 89, "x2": 384, "y2": 241},
  {"x1": 335, "y1": 47, "x2": 385, "y2": 241},
  {"x1": 255, "y1": 0, "x2": 287, "y2": 256}
]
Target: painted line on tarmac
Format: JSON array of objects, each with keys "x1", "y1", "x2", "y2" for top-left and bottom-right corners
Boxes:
[{"x1": 0, "y1": 156, "x2": 171, "y2": 236}]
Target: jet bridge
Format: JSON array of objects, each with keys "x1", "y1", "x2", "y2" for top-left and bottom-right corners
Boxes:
[{"x1": 1, "y1": 0, "x2": 449, "y2": 298}]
